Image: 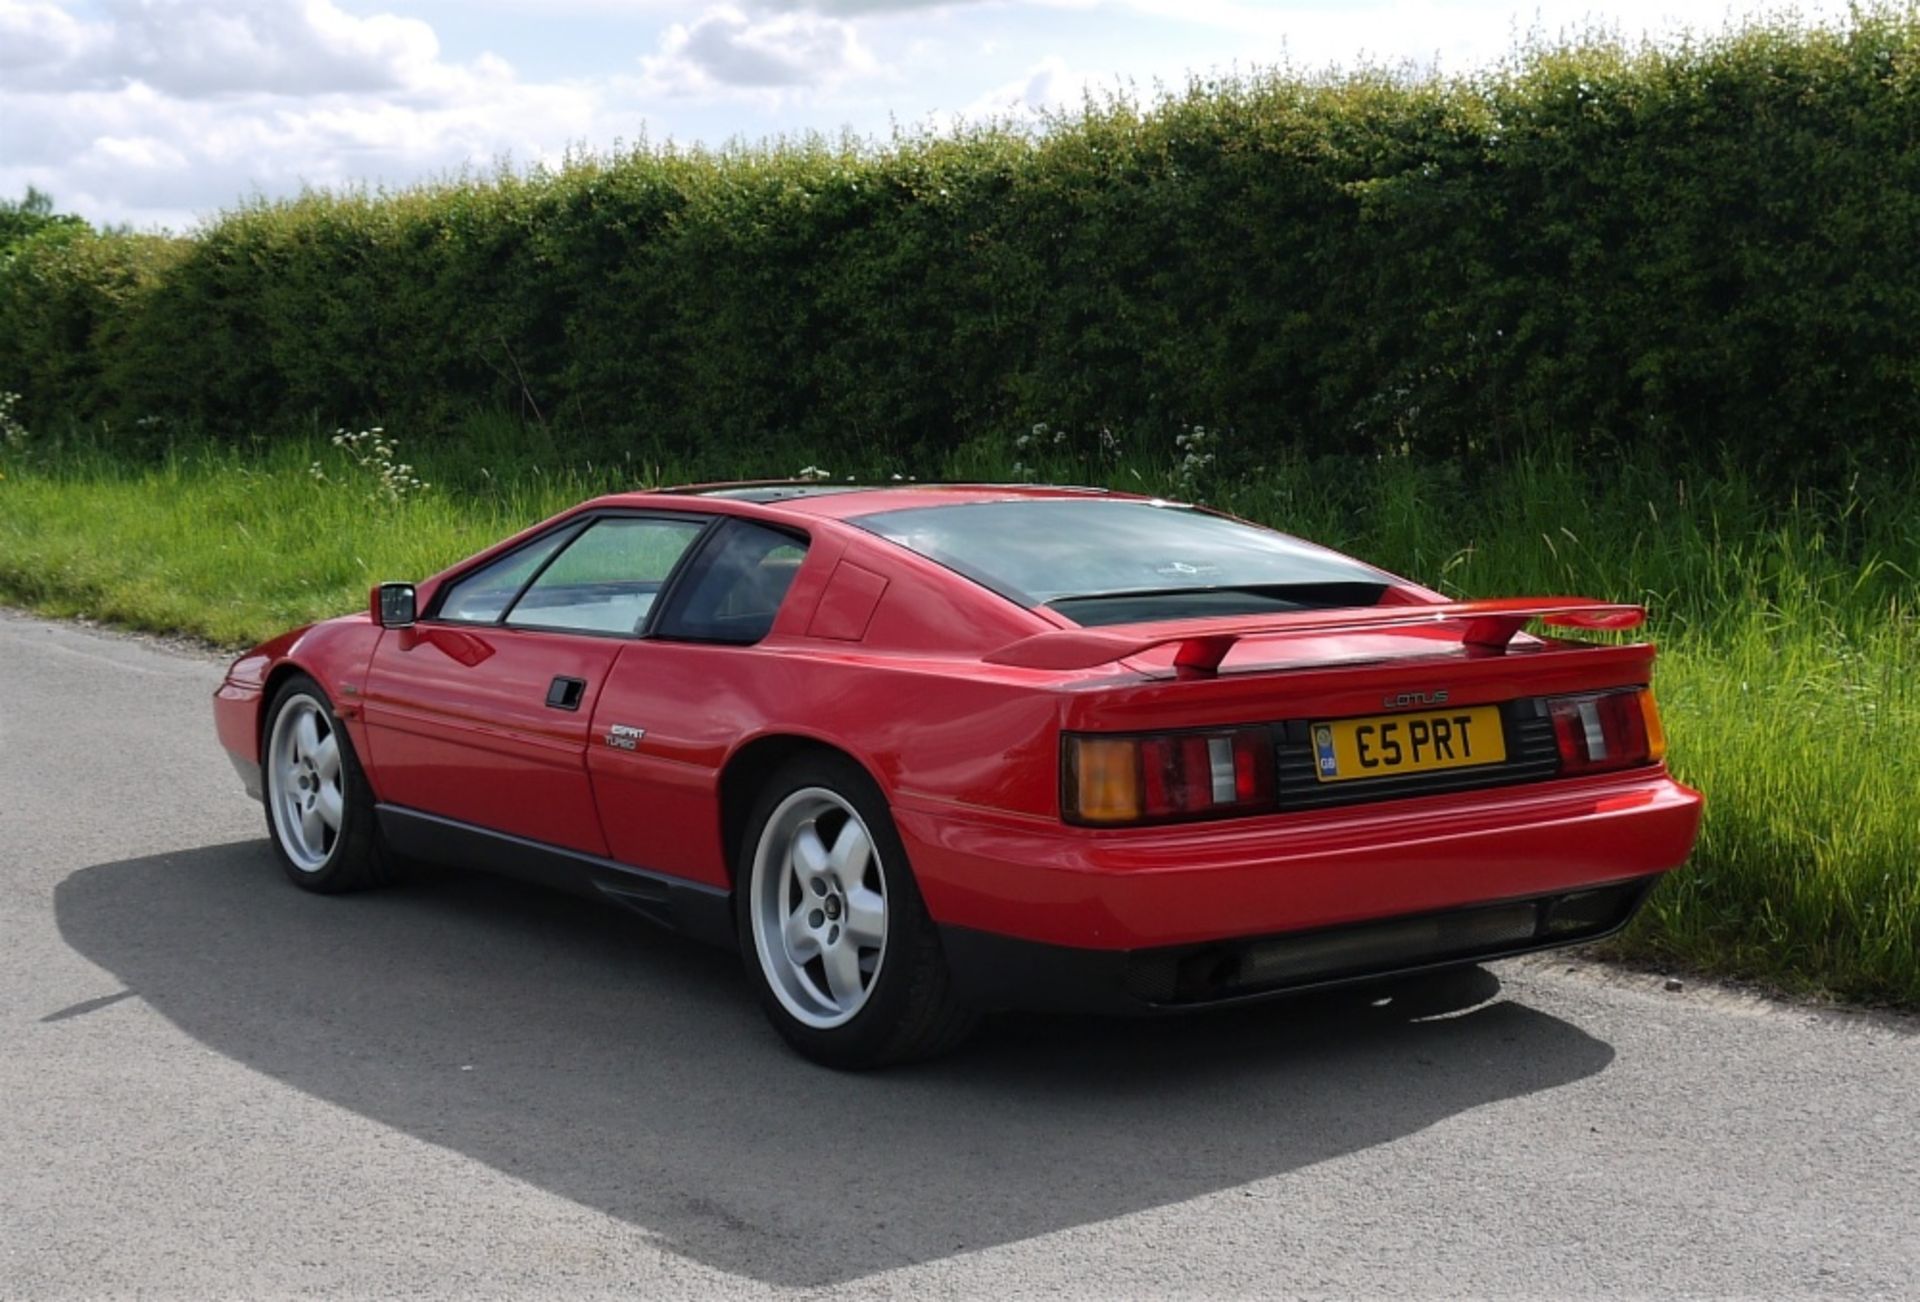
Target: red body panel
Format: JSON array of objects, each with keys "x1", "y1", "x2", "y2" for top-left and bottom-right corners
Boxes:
[
  {"x1": 895, "y1": 769, "x2": 1699, "y2": 949},
  {"x1": 213, "y1": 616, "x2": 384, "y2": 772},
  {"x1": 362, "y1": 625, "x2": 625, "y2": 856},
  {"x1": 1057, "y1": 639, "x2": 1659, "y2": 733},
  {"x1": 211, "y1": 482, "x2": 1703, "y2": 959}
]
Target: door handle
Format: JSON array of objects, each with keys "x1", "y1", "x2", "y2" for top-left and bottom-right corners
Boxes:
[{"x1": 545, "y1": 676, "x2": 587, "y2": 711}]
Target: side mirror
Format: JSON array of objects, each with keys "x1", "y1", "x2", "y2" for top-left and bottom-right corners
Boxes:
[{"x1": 373, "y1": 582, "x2": 417, "y2": 629}]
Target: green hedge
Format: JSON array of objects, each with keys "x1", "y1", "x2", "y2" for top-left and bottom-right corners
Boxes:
[{"x1": 7, "y1": 13, "x2": 1920, "y2": 477}]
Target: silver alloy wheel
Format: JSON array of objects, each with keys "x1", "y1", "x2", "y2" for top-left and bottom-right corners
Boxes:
[
  {"x1": 266, "y1": 694, "x2": 345, "y2": 873},
  {"x1": 748, "y1": 787, "x2": 890, "y2": 1030}
]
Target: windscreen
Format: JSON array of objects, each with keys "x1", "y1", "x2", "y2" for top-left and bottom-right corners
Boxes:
[{"x1": 853, "y1": 498, "x2": 1392, "y2": 626}]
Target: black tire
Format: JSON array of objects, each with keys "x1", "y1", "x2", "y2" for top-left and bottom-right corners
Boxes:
[
  {"x1": 260, "y1": 673, "x2": 400, "y2": 893},
  {"x1": 735, "y1": 751, "x2": 978, "y2": 1069}
]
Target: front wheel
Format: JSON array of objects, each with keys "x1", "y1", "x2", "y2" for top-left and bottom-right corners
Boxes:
[
  {"x1": 737, "y1": 752, "x2": 977, "y2": 1069},
  {"x1": 261, "y1": 674, "x2": 399, "y2": 893}
]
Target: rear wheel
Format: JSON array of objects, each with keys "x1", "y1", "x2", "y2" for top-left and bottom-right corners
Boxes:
[
  {"x1": 261, "y1": 674, "x2": 398, "y2": 893},
  {"x1": 738, "y1": 752, "x2": 977, "y2": 1068}
]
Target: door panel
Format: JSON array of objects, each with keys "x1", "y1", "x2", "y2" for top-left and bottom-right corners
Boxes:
[
  {"x1": 586, "y1": 642, "x2": 747, "y2": 889},
  {"x1": 363, "y1": 624, "x2": 624, "y2": 856}
]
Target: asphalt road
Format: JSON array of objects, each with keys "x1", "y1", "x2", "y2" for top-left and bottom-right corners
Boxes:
[{"x1": 1, "y1": 608, "x2": 1915, "y2": 1299}]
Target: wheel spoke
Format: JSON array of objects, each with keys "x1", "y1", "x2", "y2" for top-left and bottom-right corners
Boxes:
[
  {"x1": 299, "y1": 802, "x2": 325, "y2": 851},
  {"x1": 844, "y1": 884, "x2": 886, "y2": 948},
  {"x1": 312, "y1": 731, "x2": 340, "y2": 783},
  {"x1": 293, "y1": 710, "x2": 321, "y2": 763},
  {"x1": 821, "y1": 939, "x2": 864, "y2": 1008},
  {"x1": 828, "y1": 818, "x2": 872, "y2": 884},
  {"x1": 790, "y1": 822, "x2": 831, "y2": 886},
  {"x1": 782, "y1": 904, "x2": 820, "y2": 965},
  {"x1": 315, "y1": 782, "x2": 344, "y2": 831}
]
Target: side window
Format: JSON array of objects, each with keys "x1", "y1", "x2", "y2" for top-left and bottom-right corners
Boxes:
[
  {"x1": 655, "y1": 521, "x2": 809, "y2": 645},
  {"x1": 504, "y1": 516, "x2": 708, "y2": 634},
  {"x1": 434, "y1": 526, "x2": 579, "y2": 624}
]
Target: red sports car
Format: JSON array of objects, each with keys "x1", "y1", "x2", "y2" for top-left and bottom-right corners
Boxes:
[{"x1": 213, "y1": 482, "x2": 1702, "y2": 1067}]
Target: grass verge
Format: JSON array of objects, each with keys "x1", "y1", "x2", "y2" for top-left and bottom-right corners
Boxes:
[{"x1": 1, "y1": 425, "x2": 1913, "y2": 1006}]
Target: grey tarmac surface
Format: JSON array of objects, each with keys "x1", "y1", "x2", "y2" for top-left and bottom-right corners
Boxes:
[{"x1": 1, "y1": 607, "x2": 1915, "y2": 1300}]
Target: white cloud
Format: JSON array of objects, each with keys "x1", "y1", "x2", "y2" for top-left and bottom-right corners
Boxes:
[
  {"x1": 2, "y1": 75, "x2": 600, "y2": 228},
  {"x1": 0, "y1": 0, "x2": 98, "y2": 81},
  {"x1": 0, "y1": 0, "x2": 600, "y2": 230},
  {"x1": 960, "y1": 52, "x2": 1093, "y2": 121},
  {"x1": 764, "y1": 0, "x2": 987, "y2": 11},
  {"x1": 107, "y1": 0, "x2": 441, "y2": 98},
  {"x1": 640, "y1": 4, "x2": 878, "y2": 93},
  {"x1": 0, "y1": 0, "x2": 450, "y2": 97}
]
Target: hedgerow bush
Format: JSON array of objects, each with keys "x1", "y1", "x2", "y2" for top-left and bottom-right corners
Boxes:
[{"x1": 6, "y1": 11, "x2": 1920, "y2": 478}]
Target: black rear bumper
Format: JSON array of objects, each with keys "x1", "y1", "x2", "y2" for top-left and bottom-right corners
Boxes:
[{"x1": 937, "y1": 875, "x2": 1659, "y2": 1015}]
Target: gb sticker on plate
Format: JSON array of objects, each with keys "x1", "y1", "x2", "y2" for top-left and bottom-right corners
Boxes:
[{"x1": 1314, "y1": 724, "x2": 1339, "y2": 778}]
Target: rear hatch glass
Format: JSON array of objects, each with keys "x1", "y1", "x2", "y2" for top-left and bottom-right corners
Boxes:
[{"x1": 852, "y1": 498, "x2": 1392, "y2": 625}]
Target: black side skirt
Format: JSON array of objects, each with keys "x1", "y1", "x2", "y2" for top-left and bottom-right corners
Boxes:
[{"x1": 374, "y1": 804, "x2": 737, "y2": 950}]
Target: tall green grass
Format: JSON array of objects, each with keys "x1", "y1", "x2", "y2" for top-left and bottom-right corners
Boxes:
[{"x1": 1, "y1": 420, "x2": 1913, "y2": 1005}]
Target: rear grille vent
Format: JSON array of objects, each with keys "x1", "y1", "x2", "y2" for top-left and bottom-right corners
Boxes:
[
  {"x1": 1121, "y1": 877, "x2": 1653, "y2": 1006},
  {"x1": 1273, "y1": 699, "x2": 1559, "y2": 812}
]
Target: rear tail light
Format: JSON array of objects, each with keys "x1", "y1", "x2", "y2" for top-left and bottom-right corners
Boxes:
[
  {"x1": 1547, "y1": 688, "x2": 1664, "y2": 775},
  {"x1": 1063, "y1": 728, "x2": 1276, "y2": 826}
]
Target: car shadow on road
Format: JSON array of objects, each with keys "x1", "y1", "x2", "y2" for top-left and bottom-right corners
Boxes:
[{"x1": 54, "y1": 841, "x2": 1615, "y2": 1287}]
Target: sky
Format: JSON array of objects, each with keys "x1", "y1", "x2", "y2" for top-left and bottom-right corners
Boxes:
[{"x1": 0, "y1": 0, "x2": 1853, "y2": 232}]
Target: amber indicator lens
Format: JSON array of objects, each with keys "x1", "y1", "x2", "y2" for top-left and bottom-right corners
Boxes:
[{"x1": 1064, "y1": 728, "x2": 1276, "y2": 825}]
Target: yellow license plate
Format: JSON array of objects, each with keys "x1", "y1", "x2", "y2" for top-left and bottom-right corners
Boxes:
[{"x1": 1311, "y1": 705, "x2": 1506, "y2": 782}]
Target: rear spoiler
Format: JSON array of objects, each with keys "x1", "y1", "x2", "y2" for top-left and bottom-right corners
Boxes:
[{"x1": 982, "y1": 598, "x2": 1646, "y2": 674}]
